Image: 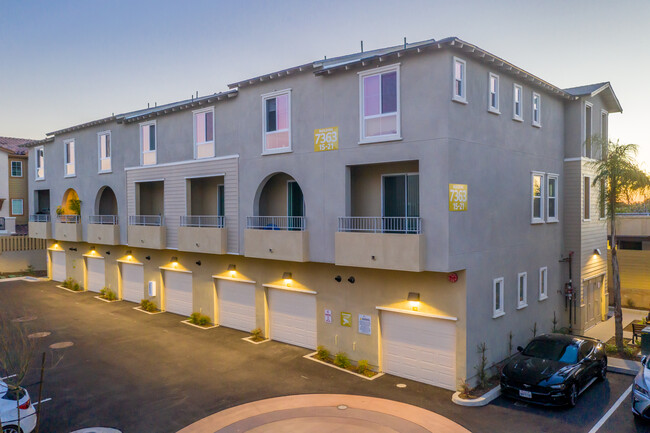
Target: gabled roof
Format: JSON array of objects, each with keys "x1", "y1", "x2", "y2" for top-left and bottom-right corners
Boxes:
[
  {"x1": 563, "y1": 82, "x2": 622, "y2": 113},
  {"x1": 0, "y1": 136, "x2": 35, "y2": 154}
]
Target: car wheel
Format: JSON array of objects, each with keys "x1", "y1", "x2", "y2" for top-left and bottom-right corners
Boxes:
[
  {"x1": 598, "y1": 359, "x2": 607, "y2": 380},
  {"x1": 2, "y1": 426, "x2": 22, "y2": 433},
  {"x1": 567, "y1": 383, "x2": 578, "y2": 407}
]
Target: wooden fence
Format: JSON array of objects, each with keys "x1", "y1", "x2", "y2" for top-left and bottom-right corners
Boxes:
[{"x1": 0, "y1": 236, "x2": 46, "y2": 253}]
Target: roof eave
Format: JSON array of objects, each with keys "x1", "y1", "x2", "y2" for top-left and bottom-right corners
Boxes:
[{"x1": 21, "y1": 136, "x2": 55, "y2": 148}]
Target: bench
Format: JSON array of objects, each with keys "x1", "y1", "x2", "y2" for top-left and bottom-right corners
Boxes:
[{"x1": 632, "y1": 322, "x2": 646, "y2": 344}]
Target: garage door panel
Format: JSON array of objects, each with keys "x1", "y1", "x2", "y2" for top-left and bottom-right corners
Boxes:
[
  {"x1": 218, "y1": 280, "x2": 256, "y2": 332},
  {"x1": 269, "y1": 290, "x2": 316, "y2": 350},
  {"x1": 51, "y1": 251, "x2": 66, "y2": 282},
  {"x1": 165, "y1": 271, "x2": 193, "y2": 317},
  {"x1": 87, "y1": 257, "x2": 105, "y2": 293},
  {"x1": 122, "y1": 263, "x2": 144, "y2": 304}
]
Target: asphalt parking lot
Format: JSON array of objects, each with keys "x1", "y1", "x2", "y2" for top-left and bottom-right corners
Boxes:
[{"x1": 1, "y1": 279, "x2": 649, "y2": 433}]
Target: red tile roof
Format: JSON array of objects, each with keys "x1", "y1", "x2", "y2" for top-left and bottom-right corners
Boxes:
[{"x1": 0, "y1": 136, "x2": 34, "y2": 155}]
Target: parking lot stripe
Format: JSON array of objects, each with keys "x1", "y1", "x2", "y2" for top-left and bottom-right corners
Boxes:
[
  {"x1": 32, "y1": 398, "x2": 52, "y2": 406},
  {"x1": 587, "y1": 384, "x2": 632, "y2": 433},
  {"x1": 1, "y1": 374, "x2": 17, "y2": 380}
]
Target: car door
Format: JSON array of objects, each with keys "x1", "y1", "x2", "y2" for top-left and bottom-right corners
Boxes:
[{"x1": 577, "y1": 341, "x2": 595, "y2": 386}]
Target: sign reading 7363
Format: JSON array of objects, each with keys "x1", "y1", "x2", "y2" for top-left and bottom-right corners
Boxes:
[
  {"x1": 449, "y1": 184, "x2": 468, "y2": 211},
  {"x1": 314, "y1": 127, "x2": 339, "y2": 152}
]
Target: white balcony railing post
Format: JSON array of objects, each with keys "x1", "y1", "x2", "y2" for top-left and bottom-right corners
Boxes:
[
  {"x1": 29, "y1": 214, "x2": 51, "y2": 223},
  {"x1": 337, "y1": 216, "x2": 421, "y2": 234},
  {"x1": 246, "y1": 216, "x2": 306, "y2": 231},
  {"x1": 128, "y1": 215, "x2": 163, "y2": 226},
  {"x1": 56, "y1": 215, "x2": 80, "y2": 224},
  {"x1": 89, "y1": 215, "x2": 118, "y2": 225},
  {"x1": 179, "y1": 215, "x2": 225, "y2": 228}
]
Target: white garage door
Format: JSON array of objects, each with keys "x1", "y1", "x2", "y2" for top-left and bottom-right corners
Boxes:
[
  {"x1": 86, "y1": 257, "x2": 105, "y2": 293},
  {"x1": 121, "y1": 263, "x2": 144, "y2": 303},
  {"x1": 217, "y1": 280, "x2": 256, "y2": 332},
  {"x1": 51, "y1": 250, "x2": 66, "y2": 282},
  {"x1": 381, "y1": 311, "x2": 456, "y2": 391},
  {"x1": 269, "y1": 289, "x2": 316, "y2": 349},
  {"x1": 165, "y1": 271, "x2": 193, "y2": 317}
]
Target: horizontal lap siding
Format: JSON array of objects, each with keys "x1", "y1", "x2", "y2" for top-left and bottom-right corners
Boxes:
[{"x1": 608, "y1": 249, "x2": 650, "y2": 291}]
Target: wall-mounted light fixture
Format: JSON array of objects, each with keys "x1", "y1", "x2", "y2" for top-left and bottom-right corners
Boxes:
[
  {"x1": 228, "y1": 264, "x2": 236, "y2": 276},
  {"x1": 593, "y1": 248, "x2": 602, "y2": 256},
  {"x1": 53, "y1": 243, "x2": 60, "y2": 249},
  {"x1": 145, "y1": 256, "x2": 151, "y2": 261},
  {"x1": 69, "y1": 247, "x2": 77, "y2": 251},
  {"x1": 407, "y1": 292, "x2": 420, "y2": 310},
  {"x1": 171, "y1": 256, "x2": 179, "y2": 266},
  {"x1": 105, "y1": 251, "x2": 111, "y2": 255},
  {"x1": 283, "y1": 272, "x2": 292, "y2": 286},
  {"x1": 334, "y1": 275, "x2": 342, "y2": 282},
  {"x1": 90, "y1": 246, "x2": 96, "y2": 253},
  {"x1": 195, "y1": 260, "x2": 202, "y2": 266},
  {"x1": 347, "y1": 276, "x2": 355, "y2": 284}
]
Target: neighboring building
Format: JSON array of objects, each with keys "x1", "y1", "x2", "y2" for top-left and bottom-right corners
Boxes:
[
  {"x1": 0, "y1": 136, "x2": 33, "y2": 234},
  {"x1": 24, "y1": 37, "x2": 621, "y2": 390}
]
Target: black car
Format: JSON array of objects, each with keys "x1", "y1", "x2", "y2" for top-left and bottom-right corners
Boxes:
[{"x1": 500, "y1": 333, "x2": 607, "y2": 407}]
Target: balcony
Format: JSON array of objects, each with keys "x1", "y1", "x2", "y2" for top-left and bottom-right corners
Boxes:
[
  {"x1": 178, "y1": 215, "x2": 227, "y2": 255},
  {"x1": 335, "y1": 217, "x2": 425, "y2": 272},
  {"x1": 244, "y1": 216, "x2": 309, "y2": 262},
  {"x1": 128, "y1": 215, "x2": 166, "y2": 249},
  {"x1": 54, "y1": 215, "x2": 82, "y2": 242},
  {"x1": 87, "y1": 215, "x2": 120, "y2": 245},
  {"x1": 28, "y1": 214, "x2": 51, "y2": 239}
]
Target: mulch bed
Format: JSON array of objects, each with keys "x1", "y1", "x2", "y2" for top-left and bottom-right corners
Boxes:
[{"x1": 605, "y1": 336, "x2": 642, "y2": 360}]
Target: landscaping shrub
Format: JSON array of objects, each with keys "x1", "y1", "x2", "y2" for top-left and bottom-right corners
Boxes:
[
  {"x1": 100, "y1": 287, "x2": 117, "y2": 301},
  {"x1": 189, "y1": 312, "x2": 211, "y2": 326},
  {"x1": 623, "y1": 345, "x2": 636, "y2": 358},
  {"x1": 315, "y1": 345, "x2": 330, "y2": 361},
  {"x1": 458, "y1": 380, "x2": 475, "y2": 399},
  {"x1": 333, "y1": 352, "x2": 351, "y2": 369},
  {"x1": 62, "y1": 277, "x2": 82, "y2": 291},
  {"x1": 250, "y1": 328, "x2": 264, "y2": 341},
  {"x1": 605, "y1": 343, "x2": 618, "y2": 354},
  {"x1": 356, "y1": 359, "x2": 371, "y2": 376},
  {"x1": 72, "y1": 281, "x2": 81, "y2": 291},
  {"x1": 475, "y1": 342, "x2": 489, "y2": 389},
  {"x1": 140, "y1": 299, "x2": 158, "y2": 312},
  {"x1": 69, "y1": 199, "x2": 82, "y2": 215}
]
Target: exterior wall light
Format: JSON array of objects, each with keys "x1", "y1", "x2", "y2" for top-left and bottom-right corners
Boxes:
[
  {"x1": 126, "y1": 250, "x2": 133, "y2": 260},
  {"x1": 195, "y1": 260, "x2": 201, "y2": 266},
  {"x1": 53, "y1": 243, "x2": 59, "y2": 249},
  {"x1": 407, "y1": 292, "x2": 420, "y2": 310},
  {"x1": 145, "y1": 256, "x2": 151, "y2": 261},
  {"x1": 171, "y1": 256, "x2": 179, "y2": 266},
  {"x1": 334, "y1": 275, "x2": 342, "y2": 282},
  {"x1": 282, "y1": 272, "x2": 292, "y2": 286},
  {"x1": 105, "y1": 251, "x2": 110, "y2": 255},
  {"x1": 347, "y1": 276, "x2": 355, "y2": 284},
  {"x1": 69, "y1": 247, "x2": 77, "y2": 251},
  {"x1": 594, "y1": 248, "x2": 602, "y2": 256},
  {"x1": 228, "y1": 264, "x2": 236, "y2": 276}
]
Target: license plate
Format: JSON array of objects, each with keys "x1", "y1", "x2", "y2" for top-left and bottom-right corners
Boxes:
[{"x1": 519, "y1": 390, "x2": 532, "y2": 399}]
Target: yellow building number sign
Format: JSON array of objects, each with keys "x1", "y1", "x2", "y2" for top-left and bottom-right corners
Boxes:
[
  {"x1": 449, "y1": 184, "x2": 468, "y2": 211},
  {"x1": 314, "y1": 127, "x2": 339, "y2": 152}
]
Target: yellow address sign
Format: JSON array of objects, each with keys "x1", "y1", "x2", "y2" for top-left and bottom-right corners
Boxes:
[
  {"x1": 314, "y1": 127, "x2": 339, "y2": 152},
  {"x1": 449, "y1": 184, "x2": 468, "y2": 211}
]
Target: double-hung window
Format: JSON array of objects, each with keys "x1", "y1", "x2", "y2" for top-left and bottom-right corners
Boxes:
[
  {"x1": 194, "y1": 107, "x2": 215, "y2": 159},
  {"x1": 584, "y1": 176, "x2": 591, "y2": 221},
  {"x1": 517, "y1": 272, "x2": 528, "y2": 309},
  {"x1": 10, "y1": 199, "x2": 23, "y2": 216},
  {"x1": 360, "y1": 65, "x2": 400, "y2": 142},
  {"x1": 262, "y1": 90, "x2": 291, "y2": 154},
  {"x1": 584, "y1": 102, "x2": 593, "y2": 158},
  {"x1": 599, "y1": 179, "x2": 606, "y2": 219},
  {"x1": 532, "y1": 92, "x2": 541, "y2": 127},
  {"x1": 64, "y1": 139, "x2": 75, "y2": 177},
  {"x1": 547, "y1": 174, "x2": 558, "y2": 222},
  {"x1": 452, "y1": 57, "x2": 467, "y2": 103},
  {"x1": 513, "y1": 84, "x2": 523, "y2": 121},
  {"x1": 539, "y1": 267, "x2": 548, "y2": 301},
  {"x1": 140, "y1": 121, "x2": 156, "y2": 166},
  {"x1": 493, "y1": 277, "x2": 505, "y2": 318},
  {"x1": 488, "y1": 73, "x2": 499, "y2": 114},
  {"x1": 531, "y1": 172, "x2": 544, "y2": 223},
  {"x1": 98, "y1": 131, "x2": 111, "y2": 173},
  {"x1": 10, "y1": 161, "x2": 22, "y2": 177},
  {"x1": 35, "y1": 146, "x2": 44, "y2": 180}
]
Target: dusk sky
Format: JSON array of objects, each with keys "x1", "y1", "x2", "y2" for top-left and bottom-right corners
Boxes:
[{"x1": 2, "y1": 0, "x2": 649, "y2": 165}]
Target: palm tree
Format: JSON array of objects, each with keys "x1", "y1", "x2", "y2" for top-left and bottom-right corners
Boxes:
[{"x1": 590, "y1": 139, "x2": 650, "y2": 351}]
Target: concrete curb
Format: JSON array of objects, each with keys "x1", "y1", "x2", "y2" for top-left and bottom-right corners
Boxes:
[
  {"x1": 452, "y1": 386, "x2": 501, "y2": 407},
  {"x1": 608, "y1": 358, "x2": 641, "y2": 376}
]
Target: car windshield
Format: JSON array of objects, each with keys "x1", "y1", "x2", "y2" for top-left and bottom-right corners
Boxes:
[{"x1": 522, "y1": 339, "x2": 578, "y2": 363}]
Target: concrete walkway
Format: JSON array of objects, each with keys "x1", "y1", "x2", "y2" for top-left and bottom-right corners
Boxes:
[
  {"x1": 584, "y1": 307, "x2": 647, "y2": 343},
  {"x1": 176, "y1": 394, "x2": 472, "y2": 433}
]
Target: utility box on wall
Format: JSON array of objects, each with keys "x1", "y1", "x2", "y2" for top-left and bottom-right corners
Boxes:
[{"x1": 148, "y1": 281, "x2": 156, "y2": 297}]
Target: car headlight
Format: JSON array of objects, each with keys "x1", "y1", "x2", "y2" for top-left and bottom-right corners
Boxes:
[
  {"x1": 550, "y1": 383, "x2": 566, "y2": 390},
  {"x1": 634, "y1": 383, "x2": 649, "y2": 397}
]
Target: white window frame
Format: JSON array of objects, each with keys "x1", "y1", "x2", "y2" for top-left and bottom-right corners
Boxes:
[
  {"x1": 531, "y1": 171, "x2": 545, "y2": 224},
  {"x1": 547, "y1": 173, "x2": 559, "y2": 223},
  {"x1": 513, "y1": 83, "x2": 523, "y2": 121},
  {"x1": 63, "y1": 139, "x2": 76, "y2": 178},
  {"x1": 193, "y1": 106, "x2": 215, "y2": 159},
  {"x1": 35, "y1": 146, "x2": 44, "y2": 180},
  {"x1": 539, "y1": 267, "x2": 548, "y2": 301},
  {"x1": 583, "y1": 101, "x2": 593, "y2": 158},
  {"x1": 10, "y1": 199, "x2": 23, "y2": 216},
  {"x1": 139, "y1": 120, "x2": 157, "y2": 166},
  {"x1": 358, "y1": 63, "x2": 402, "y2": 144},
  {"x1": 599, "y1": 178, "x2": 607, "y2": 220},
  {"x1": 517, "y1": 272, "x2": 528, "y2": 309},
  {"x1": 261, "y1": 89, "x2": 292, "y2": 155},
  {"x1": 532, "y1": 92, "x2": 541, "y2": 127},
  {"x1": 10, "y1": 160, "x2": 22, "y2": 177},
  {"x1": 488, "y1": 72, "x2": 500, "y2": 114},
  {"x1": 97, "y1": 130, "x2": 112, "y2": 174},
  {"x1": 600, "y1": 109, "x2": 608, "y2": 141},
  {"x1": 452, "y1": 57, "x2": 467, "y2": 104},
  {"x1": 493, "y1": 277, "x2": 505, "y2": 318},
  {"x1": 584, "y1": 176, "x2": 591, "y2": 221}
]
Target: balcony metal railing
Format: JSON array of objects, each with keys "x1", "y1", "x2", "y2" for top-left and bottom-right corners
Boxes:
[
  {"x1": 246, "y1": 216, "x2": 306, "y2": 231},
  {"x1": 89, "y1": 215, "x2": 119, "y2": 225},
  {"x1": 56, "y1": 215, "x2": 80, "y2": 224},
  {"x1": 337, "y1": 217, "x2": 422, "y2": 234},
  {"x1": 128, "y1": 215, "x2": 163, "y2": 226},
  {"x1": 180, "y1": 215, "x2": 225, "y2": 228},
  {"x1": 0, "y1": 217, "x2": 4, "y2": 231},
  {"x1": 29, "y1": 214, "x2": 51, "y2": 222}
]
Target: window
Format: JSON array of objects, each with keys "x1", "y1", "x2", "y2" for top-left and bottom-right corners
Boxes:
[
  {"x1": 10, "y1": 199, "x2": 23, "y2": 216},
  {"x1": 382, "y1": 173, "x2": 420, "y2": 233},
  {"x1": 584, "y1": 176, "x2": 591, "y2": 221},
  {"x1": 531, "y1": 172, "x2": 544, "y2": 224},
  {"x1": 539, "y1": 267, "x2": 548, "y2": 300},
  {"x1": 513, "y1": 84, "x2": 523, "y2": 121},
  {"x1": 140, "y1": 121, "x2": 156, "y2": 166},
  {"x1": 98, "y1": 131, "x2": 111, "y2": 173},
  {"x1": 35, "y1": 146, "x2": 44, "y2": 180},
  {"x1": 517, "y1": 272, "x2": 527, "y2": 309},
  {"x1": 360, "y1": 64, "x2": 400, "y2": 142},
  {"x1": 217, "y1": 184, "x2": 225, "y2": 217},
  {"x1": 493, "y1": 277, "x2": 505, "y2": 318},
  {"x1": 64, "y1": 139, "x2": 75, "y2": 177},
  {"x1": 532, "y1": 93, "x2": 541, "y2": 127},
  {"x1": 547, "y1": 174, "x2": 558, "y2": 222},
  {"x1": 452, "y1": 57, "x2": 467, "y2": 103},
  {"x1": 10, "y1": 161, "x2": 22, "y2": 177},
  {"x1": 194, "y1": 107, "x2": 215, "y2": 159},
  {"x1": 584, "y1": 102, "x2": 593, "y2": 158},
  {"x1": 262, "y1": 90, "x2": 291, "y2": 154},
  {"x1": 599, "y1": 179, "x2": 606, "y2": 219},
  {"x1": 488, "y1": 73, "x2": 499, "y2": 113},
  {"x1": 601, "y1": 110, "x2": 608, "y2": 142}
]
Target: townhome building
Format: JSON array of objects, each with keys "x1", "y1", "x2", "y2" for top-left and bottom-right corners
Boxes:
[
  {"x1": 25, "y1": 37, "x2": 621, "y2": 390},
  {"x1": 0, "y1": 136, "x2": 33, "y2": 235}
]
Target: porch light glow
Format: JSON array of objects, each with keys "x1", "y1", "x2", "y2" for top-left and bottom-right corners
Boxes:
[
  {"x1": 126, "y1": 250, "x2": 133, "y2": 260},
  {"x1": 228, "y1": 264, "x2": 236, "y2": 276},
  {"x1": 593, "y1": 248, "x2": 602, "y2": 256},
  {"x1": 171, "y1": 256, "x2": 179, "y2": 266},
  {"x1": 407, "y1": 292, "x2": 420, "y2": 310},
  {"x1": 282, "y1": 272, "x2": 292, "y2": 286}
]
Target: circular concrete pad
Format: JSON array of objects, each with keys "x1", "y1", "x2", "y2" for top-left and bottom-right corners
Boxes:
[
  {"x1": 177, "y1": 394, "x2": 471, "y2": 433},
  {"x1": 12, "y1": 315, "x2": 37, "y2": 323},
  {"x1": 49, "y1": 341, "x2": 74, "y2": 349},
  {"x1": 70, "y1": 429, "x2": 122, "y2": 433},
  {"x1": 28, "y1": 331, "x2": 51, "y2": 339}
]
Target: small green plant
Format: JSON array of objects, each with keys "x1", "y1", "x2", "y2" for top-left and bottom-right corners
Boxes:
[
  {"x1": 315, "y1": 345, "x2": 330, "y2": 361},
  {"x1": 626, "y1": 298, "x2": 636, "y2": 309},
  {"x1": 56, "y1": 206, "x2": 64, "y2": 216},
  {"x1": 605, "y1": 343, "x2": 618, "y2": 354},
  {"x1": 623, "y1": 345, "x2": 636, "y2": 357},
  {"x1": 69, "y1": 199, "x2": 82, "y2": 215},
  {"x1": 25, "y1": 265, "x2": 35, "y2": 276},
  {"x1": 100, "y1": 287, "x2": 117, "y2": 301},
  {"x1": 189, "y1": 312, "x2": 211, "y2": 326},
  {"x1": 474, "y1": 342, "x2": 489, "y2": 389},
  {"x1": 458, "y1": 379, "x2": 475, "y2": 399},
  {"x1": 333, "y1": 352, "x2": 351, "y2": 369},
  {"x1": 62, "y1": 277, "x2": 81, "y2": 290},
  {"x1": 250, "y1": 328, "x2": 264, "y2": 341},
  {"x1": 356, "y1": 359, "x2": 371, "y2": 376},
  {"x1": 140, "y1": 299, "x2": 158, "y2": 312},
  {"x1": 72, "y1": 281, "x2": 81, "y2": 291}
]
